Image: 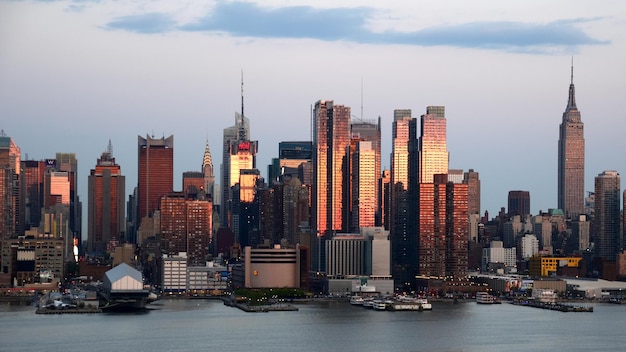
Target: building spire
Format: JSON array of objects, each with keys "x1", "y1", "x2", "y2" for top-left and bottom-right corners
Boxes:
[
  {"x1": 238, "y1": 70, "x2": 247, "y2": 141},
  {"x1": 566, "y1": 58, "x2": 577, "y2": 111},
  {"x1": 203, "y1": 138, "x2": 213, "y2": 170}
]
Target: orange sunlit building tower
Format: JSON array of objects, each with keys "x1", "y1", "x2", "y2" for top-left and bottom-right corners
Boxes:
[
  {"x1": 312, "y1": 100, "x2": 350, "y2": 272},
  {"x1": 137, "y1": 134, "x2": 174, "y2": 220},
  {"x1": 88, "y1": 142, "x2": 125, "y2": 253}
]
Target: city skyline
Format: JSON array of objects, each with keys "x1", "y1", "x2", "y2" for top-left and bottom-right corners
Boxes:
[{"x1": 1, "y1": 1, "x2": 625, "y2": 228}]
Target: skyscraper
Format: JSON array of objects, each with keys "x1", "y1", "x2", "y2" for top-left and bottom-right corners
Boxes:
[
  {"x1": 419, "y1": 106, "x2": 449, "y2": 183},
  {"x1": 0, "y1": 134, "x2": 21, "y2": 239},
  {"x1": 593, "y1": 171, "x2": 620, "y2": 261},
  {"x1": 22, "y1": 160, "x2": 46, "y2": 230},
  {"x1": 137, "y1": 134, "x2": 174, "y2": 221},
  {"x1": 558, "y1": 64, "x2": 585, "y2": 218},
  {"x1": 87, "y1": 142, "x2": 125, "y2": 253},
  {"x1": 389, "y1": 109, "x2": 417, "y2": 289},
  {"x1": 351, "y1": 118, "x2": 381, "y2": 207},
  {"x1": 351, "y1": 141, "x2": 376, "y2": 230},
  {"x1": 508, "y1": 190, "x2": 531, "y2": 217},
  {"x1": 160, "y1": 192, "x2": 213, "y2": 266},
  {"x1": 312, "y1": 100, "x2": 350, "y2": 237},
  {"x1": 418, "y1": 175, "x2": 468, "y2": 278},
  {"x1": 55, "y1": 153, "x2": 81, "y2": 243},
  {"x1": 311, "y1": 100, "x2": 350, "y2": 272},
  {"x1": 463, "y1": 169, "x2": 481, "y2": 215}
]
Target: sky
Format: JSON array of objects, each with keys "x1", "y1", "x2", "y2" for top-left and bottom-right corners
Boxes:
[{"x1": 1, "y1": 0, "x2": 625, "y2": 236}]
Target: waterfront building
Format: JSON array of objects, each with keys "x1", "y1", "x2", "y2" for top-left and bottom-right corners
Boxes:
[
  {"x1": 87, "y1": 143, "x2": 125, "y2": 253},
  {"x1": 0, "y1": 134, "x2": 21, "y2": 239},
  {"x1": 311, "y1": 100, "x2": 350, "y2": 272},
  {"x1": 418, "y1": 106, "x2": 448, "y2": 184},
  {"x1": 593, "y1": 171, "x2": 621, "y2": 262},
  {"x1": 508, "y1": 190, "x2": 530, "y2": 217},
  {"x1": 232, "y1": 245, "x2": 302, "y2": 289},
  {"x1": 162, "y1": 253, "x2": 187, "y2": 293},
  {"x1": 325, "y1": 233, "x2": 366, "y2": 278},
  {"x1": 1, "y1": 232, "x2": 65, "y2": 286},
  {"x1": 463, "y1": 169, "x2": 481, "y2": 215},
  {"x1": 418, "y1": 175, "x2": 468, "y2": 278},
  {"x1": 558, "y1": 64, "x2": 585, "y2": 219},
  {"x1": 137, "y1": 134, "x2": 174, "y2": 221}
]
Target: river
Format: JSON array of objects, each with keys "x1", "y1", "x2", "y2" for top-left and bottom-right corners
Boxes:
[{"x1": 1, "y1": 298, "x2": 625, "y2": 351}]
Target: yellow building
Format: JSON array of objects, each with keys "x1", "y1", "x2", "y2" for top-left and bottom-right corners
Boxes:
[{"x1": 529, "y1": 256, "x2": 582, "y2": 277}]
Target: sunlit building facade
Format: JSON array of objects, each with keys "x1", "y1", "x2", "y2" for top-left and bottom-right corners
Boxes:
[
  {"x1": 87, "y1": 145, "x2": 125, "y2": 253},
  {"x1": 419, "y1": 106, "x2": 448, "y2": 183},
  {"x1": 351, "y1": 141, "x2": 376, "y2": 230},
  {"x1": 390, "y1": 109, "x2": 417, "y2": 289},
  {"x1": 0, "y1": 135, "x2": 21, "y2": 239},
  {"x1": 312, "y1": 100, "x2": 350, "y2": 272},
  {"x1": 137, "y1": 134, "x2": 174, "y2": 220},
  {"x1": 418, "y1": 175, "x2": 468, "y2": 278}
]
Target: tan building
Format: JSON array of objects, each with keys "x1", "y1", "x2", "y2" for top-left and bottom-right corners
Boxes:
[{"x1": 233, "y1": 246, "x2": 301, "y2": 289}]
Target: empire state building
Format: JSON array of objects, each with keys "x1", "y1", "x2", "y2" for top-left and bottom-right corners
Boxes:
[{"x1": 558, "y1": 64, "x2": 585, "y2": 218}]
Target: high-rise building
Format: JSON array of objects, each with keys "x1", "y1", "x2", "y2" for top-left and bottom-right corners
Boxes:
[
  {"x1": 463, "y1": 169, "x2": 481, "y2": 215},
  {"x1": 311, "y1": 100, "x2": 350, "y2": 271},
  {"x1": 160, "y1": 192, "x2": 213, "y2": 266},
  {"x1": 419, "y1": 106, "x2": 448, "y2": 183},
  {"x1": 593, "y1": 171, "x2": 620, "y2": 261},
  {"x1": 54, "y1": 153, "x2": 81, "y2": 243},
  {"x1": 0, "y1": 134, "x2": 21, "y2": 239},
  {"x1": 221, "y1": 117, "x2": 258, "y2": 229},
  {"x1": 137, "y1": 134, "x2": 174, "y2": 221},
  {"x1": 351, "y1": 141, "x2": 376, "y2": 230},
  {"x1": 232, "y1": 168, "x2": 261, "y2": 247},
  {"x1": 351, "y1": 118, "x2": 381, "y2": 208},
  {"x1": 508, "y1": 190, "x2": 531, "y2": 217},
  {"x1": 389, "y1": 109, "x2": 417, "y2": 289},
  {"x1": 418, "y1": 175, "x2": 468, "y2": 278},
  {"x1": 87, "y1": 143, "x2": 125, "y2": 253},
  {"x1": 558, "y1": 64, "x2": 585, "y2": 218},
  {"x1": 22, "y1": 160, "x2": 46, "y2": 230}
]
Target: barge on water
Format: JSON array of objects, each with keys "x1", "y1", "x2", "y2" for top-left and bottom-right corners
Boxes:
[{"x1": 511, "y1": 299, "x2": 593, "y2": 312}]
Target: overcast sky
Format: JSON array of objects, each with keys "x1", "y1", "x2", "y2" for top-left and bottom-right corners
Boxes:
[{"x1": 1, "y1": 1, "x2": 624, "y2": 230}]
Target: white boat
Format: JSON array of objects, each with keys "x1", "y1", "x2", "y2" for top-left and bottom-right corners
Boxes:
[
  {"x1": 476, "y1": 292, "x2": 501, "y2": 304},
  {"x1": 390, "y1": 298, "x2": 432, "y2": 311},
  {"x1": 349, "y1": 296, "x2": 364, "y2": 305},
  {"x1": 373, "y1": 300, "x2": 387, "y2": 311}
]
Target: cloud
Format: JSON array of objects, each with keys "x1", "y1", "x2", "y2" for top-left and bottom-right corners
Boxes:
[
  {"x1": 103, "y1": 2, "x2": 608, "y2": 52},
  {"x1": 105, "y1": 12, "x2": 176, "y2": 34}
]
